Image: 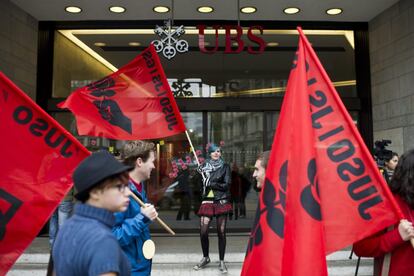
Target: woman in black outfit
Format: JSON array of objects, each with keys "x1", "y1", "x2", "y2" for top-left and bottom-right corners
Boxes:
[{"x1": 193, "y1": 144, "x2": 232, "y2": 274}]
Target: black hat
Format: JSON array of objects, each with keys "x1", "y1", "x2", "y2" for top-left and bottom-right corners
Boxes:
[{"x1": 74, "y1": 151, "x2": 133, "y2": 200}]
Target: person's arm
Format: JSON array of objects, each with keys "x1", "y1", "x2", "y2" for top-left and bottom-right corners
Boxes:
[
  {"x1": 112, "y1": 205, "x2": 156, "y2": 247},
  {"x1": 100, "y1": 273, "x2": 116, "y2": 276},
  {"x1": 353, "y1": 219, "x2": 414, "y2": 257}
]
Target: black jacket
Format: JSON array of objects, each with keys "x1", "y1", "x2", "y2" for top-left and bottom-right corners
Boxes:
[{"x1": 200, "y1": 163, "x2": 231, "y2": 202}]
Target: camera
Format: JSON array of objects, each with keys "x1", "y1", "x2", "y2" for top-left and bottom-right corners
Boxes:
[{"x1": 373, "y1": 139, "x2": 393, "y2": 168}]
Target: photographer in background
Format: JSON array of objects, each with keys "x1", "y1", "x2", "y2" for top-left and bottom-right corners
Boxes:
[
  {"x1": 374, "y1": 140, "x2": 399, "y2": 184},
  {"x1": 383, "y1": 152, "x2": 399, "y2": 184}
]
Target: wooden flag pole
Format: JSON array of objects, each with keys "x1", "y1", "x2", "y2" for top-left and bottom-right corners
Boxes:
[
  {"x1": 185, "y1": 130, "x2": 206, "y2": 181},
  {"x1": 130, "y1": 193, "x2": 175, "y2": 236}
]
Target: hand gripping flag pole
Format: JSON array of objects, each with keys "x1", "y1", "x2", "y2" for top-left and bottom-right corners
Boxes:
[{"x1": 130, "y1": 193, "x2": 175, "y2": 235}]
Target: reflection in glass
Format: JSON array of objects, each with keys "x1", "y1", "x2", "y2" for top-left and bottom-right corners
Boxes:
[
  {"x1": 208, "y1": 112, "x2": 263, "y2": 228},
  {"x1": 55, "y1": 29, "x2": 357, "y2": 99}
]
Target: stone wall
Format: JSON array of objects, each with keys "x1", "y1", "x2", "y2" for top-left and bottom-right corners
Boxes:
[
  {"x1": 369, "y1": 0, "x2": 414, "y2": 154},
  {"x1": 0, "y1": 0, "x2": 38, "y2": 99}
]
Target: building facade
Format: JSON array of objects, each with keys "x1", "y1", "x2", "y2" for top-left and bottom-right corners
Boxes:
[{"x1": 1, "y1": 0, "x2": 413, "y2": 232}]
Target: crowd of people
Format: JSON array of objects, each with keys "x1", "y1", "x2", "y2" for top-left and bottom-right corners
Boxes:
[{"x1": 47, "y1": 139, "x2": 414, "y2": 276}]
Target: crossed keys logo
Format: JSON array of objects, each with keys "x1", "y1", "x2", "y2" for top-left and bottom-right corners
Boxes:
[
  {"x1": 172, "y1": 81, "x2": 192, "y2": 97},
  {"x1": 246, "y1": 159, "x2": 322, "y2": 255},
  {"x1": 152, "y1": 20, "x2": 189, "y2": 60}
]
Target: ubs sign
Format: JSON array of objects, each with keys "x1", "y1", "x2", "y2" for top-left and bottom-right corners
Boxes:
[
  {"x1": 153, "y1": 21, "x2": 266, "y2": 59},
  {"x1": 197, "y1": 25, "x2": 266, "y2": 54}
]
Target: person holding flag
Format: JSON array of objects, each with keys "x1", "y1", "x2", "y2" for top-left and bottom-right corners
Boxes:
[
  {"x1": 193, "y1": 143, "x2": 232, "y2": 273},
  {"x1": 241, "y1": 27, "x2": 404, "y2": 276},
  {"x1": 52, "y1": 151, "x2": 132, "y2": 276},
  {"x1": 0, "y1": 71, "x2": 91, "y2": 275},
  {"x1": 253, "y1": 151, "x2": 271, "y2": 190},
  {"x1": 112, "y1": 140, "x2": 158, "y2": 276},
  {"x1": 354, "y1": 149, "x2": 414, "y2": 276}
]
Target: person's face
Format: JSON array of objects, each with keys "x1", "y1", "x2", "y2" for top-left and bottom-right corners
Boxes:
[
  {"x1": 95, "y1": 176, "x2": 131, "y2": 212},
  {"x1": 138, "y1": 151, "x2": 156, "y2": 181},
  {"x1": 386, "y1": 155, "x2": 399, "y2": 171},
  {"x1": 253, "y1": 159, "x2": 266, "y2": 189},
  {"x1": 210, "y1": 148, "x2": 221, "y2": 160}
]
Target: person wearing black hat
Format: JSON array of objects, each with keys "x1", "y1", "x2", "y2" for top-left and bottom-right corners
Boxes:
[
  {"x1": 113, "y1": 140, "x2": 158, "y2": 276},
  {"x1": 52, "y1": 150, "x2": 132, "y2": 276}
]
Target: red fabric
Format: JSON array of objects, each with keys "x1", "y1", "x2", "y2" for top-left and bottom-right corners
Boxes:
[
  {"x1": 129, "y1": 178, "x2": 142, "y2": 193},
  {"x1": 354, "y1": 196, "x2": 414, "y2": 276},
  {"x1": 197, "y1": 202, "x2": 232, "y2": 217},
  {"x1": 58, "y1": 45, "x2": 186, "y2": 140},
  {"x1": 241, "y1": 27, "x2": 402, "y2": 276},
  {"x1": 0, "y1": 72, "x2": 90, "y2": 274}
]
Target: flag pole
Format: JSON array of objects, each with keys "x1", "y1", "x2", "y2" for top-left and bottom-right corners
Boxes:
[
  {"x1": 130, "y1": 193, "x2": 175, "y2": 235},
  {"x1": 185, "y1": 130, "x2": 206, "y2": 181}
]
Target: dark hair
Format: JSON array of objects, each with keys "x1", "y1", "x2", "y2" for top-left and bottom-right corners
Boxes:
[
  {"x1": 121, "y1": 140, "x2": 155, "y2": 167},
  {"x1": 389, "y1": 149, "x2": 414, "y2": 208},
  {"x1": 385, "y1": 152, "x2": 399, "y2": 162},
  {"x1": 257, "y1": 151, "x2": 271, "y2": 170},
  {"x1": 76, "y1": 172, "x2": 129, "y2": 203}
]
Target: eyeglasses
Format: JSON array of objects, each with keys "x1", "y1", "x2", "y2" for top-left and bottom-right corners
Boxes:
[{"x1": 112, "y1": 183, "x2": 130, "y2": 193}]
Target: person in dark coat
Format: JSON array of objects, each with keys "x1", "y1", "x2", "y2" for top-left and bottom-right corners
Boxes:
[
  {"x1": 53, "y1": 151, "x2": 132, "y2": 276},
  {"x1": 193, "y1": 144, "x2": 232, "y2": 274},
  {"x1": 176, "y1": 169, "x2": 192, "y2": 220}
]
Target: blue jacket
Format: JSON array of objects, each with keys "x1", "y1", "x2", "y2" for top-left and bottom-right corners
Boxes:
[
  {"x1": 113, "y1": 181, "x2": 152, "y2": 275},
  {"x1": 53, "y1": 204, "x2": 131, "y2": 276}
]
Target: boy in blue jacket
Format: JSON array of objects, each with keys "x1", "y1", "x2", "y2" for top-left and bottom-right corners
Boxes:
[
  {"x1": 113, "y1": 141, "x2": 159, "y2": 275},
  {"x1": 53, "y1": 151, "x2": 132, "y2": 276}
]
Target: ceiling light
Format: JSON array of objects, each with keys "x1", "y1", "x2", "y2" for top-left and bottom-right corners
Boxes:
[
  {"x1": 267, "y1": 42, "x2": 279, "y2": 47},
  {"x1": 128, "y1": 42, "x2": 141, "y2": 46},
  {"x1": 94, "y1": 42, "x2": 106, "y2": 47},
  {"x1": 283, "y1": 7, "x2": 300, "y2": 15},
  {"x1": 153, "y1": 6, "x2": 170, "y2": 13},
  {"x1": 65, "y1": 6, "x2": 82, "y2": 13},
  {"x1": 109, "y1": 6, "x2": 126, "y2": 13},
  {"x1": 326, "y1": 8, "x2": 343, "y2": 15},
  {"x1": 240, "y1": 6, "x2": 257, "y2": 14},
  {"x1": 197, "y1": 6, "x2": 214, "y2": 13}
]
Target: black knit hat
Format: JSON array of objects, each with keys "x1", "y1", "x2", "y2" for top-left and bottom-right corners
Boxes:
[{"x1": 74, "y1": 151, "x2": 133, "y2": 200}]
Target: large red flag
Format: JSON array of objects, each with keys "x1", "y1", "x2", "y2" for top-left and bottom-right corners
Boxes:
[
  {"x1": 58, "y1": 44, "x2": 186, "y2": 140},
  {"x1": 241, "y1": 27, "x2": 402, "y2": 275},
  {"x1": 0, "y1": 72, "x2": 90, "y2": 274}
]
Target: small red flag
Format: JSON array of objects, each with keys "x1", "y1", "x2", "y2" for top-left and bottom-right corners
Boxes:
[
  {"x1": 0, "y1": 72, "x2": 90, "y2": 274},
  {"x1": 241, "y1": 27, "x2": 402, "y2": 276},
  {"x1": 58, "y1": 45, "x2": 186, "y2": 140}
]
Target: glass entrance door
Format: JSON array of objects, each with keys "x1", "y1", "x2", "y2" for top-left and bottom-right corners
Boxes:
[{"x1": 149, "y1": 111, "x2": 270, "y2": 232}]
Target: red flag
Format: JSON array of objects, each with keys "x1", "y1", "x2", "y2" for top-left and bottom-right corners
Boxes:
[
  {"x1": 0, "y1": 72, "x2": 90, "y2": 274},
  {"x1": 58, "y1": 45, "x2": 186, "y2": 140},
  {"x1": 241, "y1": 27, "x2": 402, "y2": 276}
]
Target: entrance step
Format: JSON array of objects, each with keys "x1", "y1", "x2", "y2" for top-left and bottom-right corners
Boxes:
[{"x1": 7, "y1": 236, "x2": 374, "y2": 276}]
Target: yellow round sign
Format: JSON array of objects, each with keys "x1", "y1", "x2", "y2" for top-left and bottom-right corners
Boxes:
[{"x1": 142, "y1": 239, "x2": 156, "y2": 260}]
